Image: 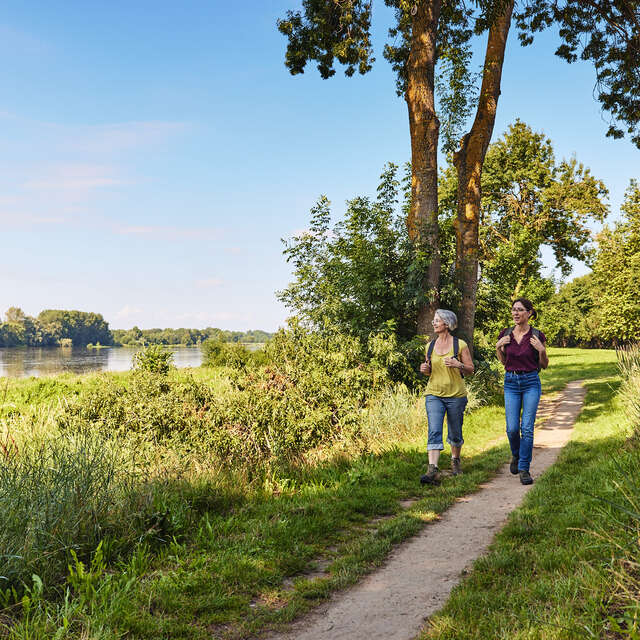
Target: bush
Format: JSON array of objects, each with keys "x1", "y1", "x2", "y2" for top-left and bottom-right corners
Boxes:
[
  {"x1": 132, "y1": 345, "x2": 174, "y2": 374},
  {"x1": 202, "y1": 338, "x2": 251, "y2": 368}
]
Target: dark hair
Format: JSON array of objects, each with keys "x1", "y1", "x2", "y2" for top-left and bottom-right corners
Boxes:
[{"x1": 511, "y1": 297, "x2": 537, "y2": 320}]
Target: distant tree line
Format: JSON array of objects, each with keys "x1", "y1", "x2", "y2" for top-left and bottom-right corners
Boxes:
[
  {"x1": 0, "y1": 307, "x2": 274, "y2": 349},
  {"x1": 111, "y1": 327, "x2": 273, "y2": 347},
  {"x1": 0, "y1": 308, "x2": 112, "y2": 347}
]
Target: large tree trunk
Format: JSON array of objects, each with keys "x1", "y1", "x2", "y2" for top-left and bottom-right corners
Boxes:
[
  {"x1": 406, "y1": 0, "x2": 442, "y2": 335},
  {"x1": 453, "y1": 1, "x2": 514, "y2": 346}
]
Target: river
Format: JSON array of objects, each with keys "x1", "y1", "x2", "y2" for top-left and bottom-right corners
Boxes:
[{"x1": 0, "y1": 345, "x2": 203, "y2": 378}]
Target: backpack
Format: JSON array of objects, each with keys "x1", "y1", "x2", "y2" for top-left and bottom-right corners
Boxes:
[
  {"x1": 426, "y1": 336, "x2": 464, "y2": 378},
  {"x1": 503, "y1": 326, "x2": 542, "y2": 371}
]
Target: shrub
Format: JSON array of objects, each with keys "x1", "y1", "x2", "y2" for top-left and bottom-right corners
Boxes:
[
  {"x1": 202, "y1": 338, "x2": 251, "y2": 368},
  {"x1": 132, "y1": 345, "x2": 173, "y2": 375}
]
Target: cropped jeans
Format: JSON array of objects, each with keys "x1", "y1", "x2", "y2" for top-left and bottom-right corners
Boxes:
[
  {"x1": 425, "y1": 394, "x2": 467, "y2": 451},
  {"x1": 504, "y1": 371, "x2": 541, "y2": 472}
]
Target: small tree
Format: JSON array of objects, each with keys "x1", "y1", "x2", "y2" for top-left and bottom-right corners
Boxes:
[{"x1": 132, "y1": 345, "x2": 174, "y2": 375}]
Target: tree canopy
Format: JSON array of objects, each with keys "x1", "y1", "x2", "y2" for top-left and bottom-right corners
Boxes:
[
  {"x1": 280, "y1": 122, "x2": 609, "y2": 345},
  {"x1": 516, "y1": 1, "x2": 640, "y2": 147},
  {"x1": 279, "y1": 1, "x2": 639, "y2": 340}
]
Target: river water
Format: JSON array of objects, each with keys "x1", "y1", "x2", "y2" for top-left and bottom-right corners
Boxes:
[{"x1": 0, "y1": 346, "x2": 203, "y2": 378}]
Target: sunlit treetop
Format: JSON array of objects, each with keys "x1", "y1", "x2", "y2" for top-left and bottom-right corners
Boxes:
[{"x1": 515, "y1": 0, "x2": 640, "y2": 148}]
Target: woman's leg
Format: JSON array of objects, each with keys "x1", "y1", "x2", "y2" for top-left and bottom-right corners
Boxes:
[
  {"x1": 422, "y1": 395, "x2": 445, "y2": 483},
  {"x1": 517, "y1": 372, "x2": 542, "y2": 472},
  {"x1": 444, "y1": 396, "x2": 467, "y2": 452},
  {"x1": 444, "y1": 396, "x2": 467, "y2": 475},
  {"x1": 425, "y1": 395, "x2": 446, "y2": 465},
  {"x1": 504, "y1": 373, "x2": 523, "y2": 459}
]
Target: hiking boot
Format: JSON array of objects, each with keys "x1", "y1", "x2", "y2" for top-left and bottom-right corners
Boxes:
[
  {"x1": 451, "y1": 457, "x2": 462, "y2": 476},
  {"x1": 510, "y1": 456, "x2": 519, "y2": 475},
  {"x1": 420, "y1": 464, "x2": 441, "y2": 485},
  {"x1": 519, "y1": 470, "x2": 533, "y2": 485}
]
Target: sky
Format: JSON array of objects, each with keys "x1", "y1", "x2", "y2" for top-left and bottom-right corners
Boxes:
[{"x1": 1, "y1": 1, "x2": 638, "y2": 332}]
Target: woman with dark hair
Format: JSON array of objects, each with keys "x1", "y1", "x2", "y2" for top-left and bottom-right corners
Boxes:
[
  {"x1": 496, "y1": 298, "x2": 549, "y2": 485},
  {"x1": 419, "y1": 309, "x2": 474, "y2": 485}
]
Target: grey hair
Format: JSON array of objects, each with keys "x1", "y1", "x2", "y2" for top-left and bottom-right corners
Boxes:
[{"x1": 435, "y1": 309, "x2": 458, "y2": 331}]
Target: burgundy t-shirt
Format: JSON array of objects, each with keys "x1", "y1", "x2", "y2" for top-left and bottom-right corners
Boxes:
[{"x1": 498, "y1": 327, "x2": 546, "y2": 372}]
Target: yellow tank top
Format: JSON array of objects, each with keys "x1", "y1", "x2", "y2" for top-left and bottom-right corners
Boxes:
[{"x1": 425, "y1": 338, "x2": 468, "y2": 398}]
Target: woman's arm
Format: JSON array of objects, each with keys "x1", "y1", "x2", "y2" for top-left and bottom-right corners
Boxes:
[
  {"x1": 459, "y1": 346, "x2": 474, "y2": 375},
  {"x1": 444, "y1": 346, "x2": 474, "y2": 375},
  {"x1": 419, "y1": 361, "x2": 431, "y2": 376},
  {"x1": 496, "y1": 334, "x2": 510, "y2": 365},
  {"x1": 530, "y1": 334, "x2": 549, "y2": 369}
]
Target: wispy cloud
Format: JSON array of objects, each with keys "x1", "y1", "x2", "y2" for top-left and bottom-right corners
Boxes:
[
  {"x1": 113, "y1": 224, "x2": 223, "y2": 239},
  {"x1": 176, "y1": 311, "x2": 243, "y2": 326},
  {"x1": 23, "y1": 164, "x2": 124, "y2": 191},
  {"x1": 115, "y1": 305, "x2": 144, "y2": 320},
  {"x1": 196, "y1": 278, "x2": 224, "y2": 288},
  {"x1": 0, "y1": 115, "x2": 190, "y2": 233},
  {"x1": 69, "y1": 121, "x2": 188, "y2": 154}
]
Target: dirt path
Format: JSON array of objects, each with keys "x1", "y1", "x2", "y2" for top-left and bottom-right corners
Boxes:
[{"x1": 268, "y1": 380, "x2": 587, "y2": 640}]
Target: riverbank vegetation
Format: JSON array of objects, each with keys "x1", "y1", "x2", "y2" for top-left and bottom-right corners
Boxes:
[
  {"x1": 0, "y1": 346, "x2": 623, "y2": 638},
  {"x1": 0, "y1": 308, "x2": 272, "y2": 349},
  {"x1": 0, "y1": 309, "x2": 112, "y2": 348},
  {"x1": 112, "y1": 327, "x2": 272, "y2": 347}
]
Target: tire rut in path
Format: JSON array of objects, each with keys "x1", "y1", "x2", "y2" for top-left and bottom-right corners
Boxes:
[{"x1": 266, "y1": 380, "x2": 587, "y2": 640}]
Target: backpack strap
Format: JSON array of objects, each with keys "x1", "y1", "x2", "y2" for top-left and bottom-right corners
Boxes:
[
  {"x1": 426, "y1": 339, "x2": 436, "y2": 363},
  {"x1": 531, "y1": 327, "x2": 542, "y2": 371},
  {"x1": 453, "y1": 335, "x2": 464, "y2": 378}
]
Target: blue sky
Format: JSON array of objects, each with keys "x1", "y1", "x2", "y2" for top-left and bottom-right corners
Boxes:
[{"x1": 1, "y1": 1, "x2": 637, "y2": 331}]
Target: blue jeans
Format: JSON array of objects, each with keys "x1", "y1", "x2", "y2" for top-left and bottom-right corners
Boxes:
[
  {"x1": 425, "y1": 395, "x2": 467, "y2": 451},
  {"x1": 504, "y1": 371, "x2": 541, "y2": 472}
]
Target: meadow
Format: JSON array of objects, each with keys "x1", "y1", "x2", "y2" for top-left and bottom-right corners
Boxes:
[{"x1": 1, "y1": 344, "x2": 637, "y2": 639}]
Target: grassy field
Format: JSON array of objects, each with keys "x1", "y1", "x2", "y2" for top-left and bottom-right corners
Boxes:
[{"x1": 0, "y1": 347, "x2": 627, "y2": 639}]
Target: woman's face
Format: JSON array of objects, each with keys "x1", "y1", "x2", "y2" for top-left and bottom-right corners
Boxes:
[
  {"x1": 432, "y1": 314, "x2": 448, "y2": 333},
  {"x1": 511, "y1": 303, "x2": 531, "y2": 324}
]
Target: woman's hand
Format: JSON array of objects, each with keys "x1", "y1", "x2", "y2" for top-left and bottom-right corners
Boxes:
[
  {"x1": 530, "y1": 334, "x2": 546, "y2": 353},
  {"x1": 496, "y1": 335, "x2": 511, "y2": 350},
  {"x1": 443, "y1": 357, "x2": 463, "y2": 369},
  {"x1": 419, "y1": 361, "x2": 431, "y2": 375}
]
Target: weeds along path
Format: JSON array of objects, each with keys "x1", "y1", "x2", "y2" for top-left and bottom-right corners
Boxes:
[{"x1": 266, "y1": 380, "x2": 587, "y2": 640}]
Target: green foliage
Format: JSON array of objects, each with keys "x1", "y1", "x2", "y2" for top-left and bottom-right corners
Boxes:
[
  {"x1": 277, "y1": 0, "x2": 374, "y2": 79},
  {"x1": 439, "y1": 120, "x2": 608, "y2": 338},
  {"x1": 278, "y1": 163, "x2": 416, "y2": 341},
  {"x1": 516, "y1": 1, "x2": 640, "y2": 148},
  {"x1": 132, "y1": 345, "x2": 174, "y2": 375},
  {"x1": 202, "y1": 338, "x2": 252, "y2": 368},
  {"x1": 590, "y1": 180, "x2": 640, "y2": 344},
  {"x1": 112, "y1": 326, "x2": 272, "y2": 346},
  {"x1": 58, "y1": 322, "x2": 400, "y2": 467},
  {"x1": 0, "y1": 308, "x2": 113, "y2": 347},
  {"x1": 0, "y1": 431, "x2": 133, "y2": 592},
  {"x1": 539, "y1": 274, "x2": 599, "y2": 347}
]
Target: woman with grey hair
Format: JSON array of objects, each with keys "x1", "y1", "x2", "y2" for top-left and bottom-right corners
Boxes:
[{"x1": 419, "y1": 309, "x2": 474, "y2": 484}]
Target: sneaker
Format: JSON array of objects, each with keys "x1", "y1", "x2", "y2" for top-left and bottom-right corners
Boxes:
[
  {"x1": 451, "y1": 457, "x2": 462, "y2": 476},
  {"x1": 519, "y1": 470, "x2": 533, "y2": 485},
  {"x1": 420, "y1": 464, "x2": 441, "y2": 485},
  {"x1": 510, "y1": 456, "x2": 519, "y2": 475}
]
